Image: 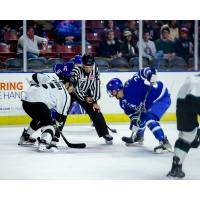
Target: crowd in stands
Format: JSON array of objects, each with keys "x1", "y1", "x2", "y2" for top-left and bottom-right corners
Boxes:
[
  {"x1": 0, "y1": 20, "x2": 199, "y2": 71},
  {"x1": 94, "y1": 20, "x2": 196, "y2": 69}
]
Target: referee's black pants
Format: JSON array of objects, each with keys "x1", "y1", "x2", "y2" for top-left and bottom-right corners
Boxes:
[{"x1": 70, "y1": 93, "x2": 109, "y2": 137}]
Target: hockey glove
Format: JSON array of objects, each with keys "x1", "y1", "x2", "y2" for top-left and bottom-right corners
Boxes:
[
  {"x1": 130, "y1": 118, "x2": 146, "y2": 131},
  {"x1": 147, "y1": 67, "x2": 157, "y2": 83},
  {"x1": 86, "y1": 96, "x2": 94, "y2": 104}
]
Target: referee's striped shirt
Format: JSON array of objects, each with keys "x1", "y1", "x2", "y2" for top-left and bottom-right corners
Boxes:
[{"x1": 70, "y1": 64, "x2": 101, "y2": 102}]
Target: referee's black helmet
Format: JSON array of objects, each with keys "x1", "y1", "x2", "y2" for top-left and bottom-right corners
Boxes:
[{"x1": 82, "y1": 54, "x2": 94, "y2": 66}]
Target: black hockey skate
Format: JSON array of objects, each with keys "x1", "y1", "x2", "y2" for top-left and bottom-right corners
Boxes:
[
  {"x1": 122, "y1": 134, "x2": 144, "y2": 146},
  {"x1": 103, "y1": 134, "x2": 113, "y2": 144},
  {"x1": 18, "y1": 129, "x2": 36, "y2": 146},
  {"x1": 167, "y1": 156, "x2": 185, "y2": 178},
  {"x1": 154, "y1": 137, "x2": 173, "y2": 153}
]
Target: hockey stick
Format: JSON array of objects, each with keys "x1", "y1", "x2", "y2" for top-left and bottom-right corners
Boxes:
[
  {"x1": 59, "y1": 131, "x2": 86, "y2": 149},
  {"x1": 106, "y1": 125, "x2": 117, "y2": 133},
  {"x1": 91, "y1": 122, "x2": 117, "y2": 133},
  {"x1": 121, "y1": 83, "x2": 153, "y2": 144}
]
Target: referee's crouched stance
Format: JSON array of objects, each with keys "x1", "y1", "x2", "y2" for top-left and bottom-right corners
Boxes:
[{"x1": 70, "y1": 54, "x2": 113, "y2": 144}]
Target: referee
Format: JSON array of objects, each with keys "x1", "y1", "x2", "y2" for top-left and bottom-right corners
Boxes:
[{"x1": 70, "y1": 54, "x2": 113, "y2": 144}]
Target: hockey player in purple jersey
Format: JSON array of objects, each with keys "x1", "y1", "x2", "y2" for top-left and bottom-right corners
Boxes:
[{"x1": 106, "y1": 67, "x2": 172, "y2": 153}]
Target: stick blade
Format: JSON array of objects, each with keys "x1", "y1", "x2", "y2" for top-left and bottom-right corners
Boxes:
[
  {"x1": 68, "y1": 143, "x2": 86, "y2": 149},
  {"x1": 121, "y1": 136, "x2": 134, "y2": 144}
]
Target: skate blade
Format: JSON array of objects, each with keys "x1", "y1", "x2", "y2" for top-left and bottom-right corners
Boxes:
[
  {"x1": 37, "y1": 147, "x2": 58, "y2": 153},
  {"x1": 154, "y1": 148, "x2": 173, "y2": 154},
  {"x1": 105, "y1": 140, "x2": 113, "y2": 145},
  {"x1": 18, "y1": 142, "x2": 36, "y2": 146},
  {"x1": 48, "y1": 147, "x2": 58, "y2": 152},
  {"x1": 125, "y1": 142, "x2": 144, "y2": 147},
  {"x1": 166, "y1": 174, "x2": 185, "y2": 179}
]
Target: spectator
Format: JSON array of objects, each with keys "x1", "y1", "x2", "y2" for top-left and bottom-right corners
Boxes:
[
  {"x1": 161, "y1": 20, "x2": 179, "y2": 41},
  {"x1": 143, "y1": 20, "x2": 160, "y2": 41},
  {"x1": 155, "y1": 27, "x2": 176, "y2": 61},
  {"x1": 181, "y1": 21, "x2": 194, "y2": 42},
  {"x1": 124, "y1": 20, "x2": 138, "y2": 41},
  {"x1": 120, "y1": 30, "x2": 138, "y2": 61},
  {"x1": 0, "y1": 20, "x2": 22, "y2": 43},
  {"x1": 174, "y1": 27, "x2": 193, "y2": 63},
  {"x1": 53, "y1": 20, "x2": 81, "y2": 45},
  {"x1": 137, "y1": 30, "x2": 156, "y2": 62},
  {"x1": 98, "y1": 29, "x2": 122, "y2": 58},
  {"x1": 17, "y1": 26, "x2": 48, "y2": 60},
  {"x1": 103, "y1": 20, "x2": 121, "y2": 39}
]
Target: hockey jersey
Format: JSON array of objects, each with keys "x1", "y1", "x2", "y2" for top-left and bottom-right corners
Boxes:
[
  {"x1": 177, "y1": 74, "x2": 200, "y2": 99},
  {"x1": 70, "y1": 64, "x2": 101, "y2": 101},
  {"x1": 28, "y1": 73, "x2": 56, "y2": 86},
  {"x1": 22, "y1": 79, "x2": 71, "y2": 117},
  {"x1": 119, "y1": 67, "x2": 169, "y2": 117}
]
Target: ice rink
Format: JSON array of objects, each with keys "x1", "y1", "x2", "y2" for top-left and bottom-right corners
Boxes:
[{"x1": 0, "y1": 122, "x2": 199, "y2": 180}]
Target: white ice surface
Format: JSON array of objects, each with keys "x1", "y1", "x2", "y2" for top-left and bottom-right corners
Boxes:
[{"x1": 0, "y1": 123, "x2": 199, "y2": 180}]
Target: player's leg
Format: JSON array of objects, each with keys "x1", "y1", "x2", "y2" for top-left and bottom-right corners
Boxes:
[
  {"x1": 18, "y1": 101, "x2": 41, "y2": 145},
  {"x1": 30, "y1": 103, "x2": 55, "y2": 151},
  {"x1": 167, "y1": 97, "x2": 200, "y2": 178},
  {"x1": 146, "y1": 119, "x2": 172, "y2": 152},
  {"x1": 38, "y1": 125, "x2": 55, "y2": 152},
  {"x1": 20, "y1": 101, "x2": 55, "y2": 151},
  {"x1": 147, "y1": 93, "x2": 172, "y2": 152},
  {"x1": 76, "y1": 98, "x2": 113, "y2": 144},
  {"x1": 133, "y1": 128, "x2": 145, "y2": 144}
]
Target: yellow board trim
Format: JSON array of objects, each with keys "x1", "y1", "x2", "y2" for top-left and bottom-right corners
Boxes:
[{"x1": 0, "y1": 113, "x2": 178, "y2": 125}]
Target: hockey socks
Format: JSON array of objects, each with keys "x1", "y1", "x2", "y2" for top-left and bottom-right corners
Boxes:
[{"x1": 147, "y1": 121, "x2": 164, "y2": 141}]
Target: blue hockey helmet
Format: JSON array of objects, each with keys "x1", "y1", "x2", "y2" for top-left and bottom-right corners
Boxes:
[
  {"x1": 106, "y1": 78, "x2": 123, "y2": 96},
  {"x1": 73, "y1": 54, "x2": 82, "y2": 65},
  {"x1": 54, "y1": 61, "x2": 74, "y2": 81}
]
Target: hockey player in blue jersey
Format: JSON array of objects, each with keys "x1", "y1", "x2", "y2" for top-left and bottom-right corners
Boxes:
[{"x1": 106, "y1": 67, "x2": 172, "y2": 153}]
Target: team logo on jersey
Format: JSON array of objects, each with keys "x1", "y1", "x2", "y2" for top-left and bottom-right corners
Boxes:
[
  {"x1": 121, "y1": 99, "x2": 141, "y2": 113},
  {"x1": 63, "y1": 66, "x2": 68, "y2": 71},
  {"x1": 89, "y1": 75, "x2": 94, "y2": 80}
]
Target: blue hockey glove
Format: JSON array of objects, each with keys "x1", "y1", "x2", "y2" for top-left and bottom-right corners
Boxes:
[{"x1": 147, "y1": 67, "x2": 157, "y2": 83}]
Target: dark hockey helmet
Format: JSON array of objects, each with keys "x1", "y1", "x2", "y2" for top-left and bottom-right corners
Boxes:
[
  {"x1": 106, "y1": 78, "x2": 123, "y2": 96},
  {"x1": 82, "y1": 54, "x2": 94, "y2": 66}
]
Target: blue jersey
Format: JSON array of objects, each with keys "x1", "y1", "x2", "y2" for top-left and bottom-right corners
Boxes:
[{"x1": 119, "y1": 67, "x2": 170, "y2": 118}]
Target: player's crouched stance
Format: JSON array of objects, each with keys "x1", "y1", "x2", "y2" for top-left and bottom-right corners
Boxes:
[
  {"x1": 167, "y1": 75, "x2": 200, "y2": 178},
  {"x1": 106, "y1": 67, "x2": 172, "y2": 153},
  {"x1": 18, "y1": 63, "x2": 74, "y2": 152}
]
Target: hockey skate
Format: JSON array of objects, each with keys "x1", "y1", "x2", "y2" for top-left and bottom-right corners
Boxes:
[
  {"x1": 103, "y1": 134, "x2": 113, "y2": 144},
  {"x1": 123, "y1": 134, "x2": 144, "y2": 146},
  {"x1": 47, "y1": 137, "x2": 59, "y2": 152},
  {"x1": 154, "y1": 137, "x2": 173, "y2": 153},
  {"x1": 37, "y1": 137, "x2": 58, "y2": 152},
  {"x1": 167, "y1": 156, "x2": 185, "y2": 178},
  {"x1": 18, "y1": 129, "x2": 36, "y2": 146}
]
